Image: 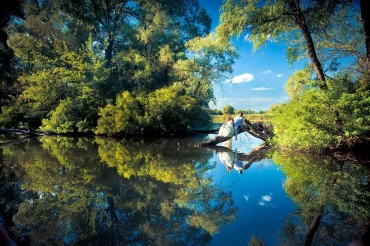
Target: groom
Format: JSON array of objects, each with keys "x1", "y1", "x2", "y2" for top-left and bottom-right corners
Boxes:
[{"x1": 234, "y1": 112, "x2": 244, "y2": 140}]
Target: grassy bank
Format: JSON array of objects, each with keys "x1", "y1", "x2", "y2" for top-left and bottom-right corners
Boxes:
[{"x1": 212, "y1": 114, "x2": 272, "y2": 123}]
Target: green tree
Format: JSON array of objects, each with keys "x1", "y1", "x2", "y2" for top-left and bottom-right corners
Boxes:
[
  {"x1": 216, "y1": 0, "x2": 363, "y2": 88},
  {"x1": 1, "y1": 0, "x2": 242, "y2": 136},
  {"x1": 5, "y1": 1, "x2": 102, "y2": 128},
  {"x1": 244, "y1": 109, "x2": 255, "y2": 114},
  {"x1": 216, "y1": 0, "x2": 369, "y2": 150},
  {"x1": 1, "y1": 0, "x2": 218, "y2": 135},
  {"x1": 271, "y1": 73, "x2": 370, "y2": 149},
  {"x1": 172, "y1": 33, "x2": 238, "y2": 105},
  {"x1": 360, "y1": 0, "x2": 370, "y2": 64},
  {"x1": 96, "y1": 85, "x2": 211, "y2": 136},
  {"x1": 222, "y1": 104, "x2": 234, "y2": 115},
  {"x1": 62, "y1": 0, "x2": 212, "y2": 96}
]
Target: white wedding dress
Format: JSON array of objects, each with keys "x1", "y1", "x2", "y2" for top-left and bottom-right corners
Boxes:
[{"x1": 218, "y1": 120, "x2": 234, "y2": 137}]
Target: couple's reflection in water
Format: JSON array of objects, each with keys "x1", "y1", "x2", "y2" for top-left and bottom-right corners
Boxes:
[{"x1": 215, "y1": 139, "x2": 254, "y2": 174}]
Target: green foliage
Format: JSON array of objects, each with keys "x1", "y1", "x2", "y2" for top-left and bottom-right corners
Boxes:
[
  {"x1": 284, "y1": 66, "x2": 316, "y2": 98},
  {"x1": 6, "y1": 13, "x2": 109, "y2": 126},
  {"x1": 248, "y1": 236, "x2": 265, "y2": 246},
  {"x1": 336, "y1": 85, "x2": 370, "y2": 136},
  {"x1": 270, "y1": 89, "x2": 337, "y2": 149},
  {"x1": 172, "y1": 33, "x2": 239, "y2": 105},
  {"x1": 209, "y1": 109, "x2": 222, "y2": 115},
  {"x1": 145, "y1": 85, "x2": 211, "y2": 134},
  {"x1": 222, "y1": 104, "x2": 234, "y2": 115},
  {"x1": 1, "y1": 0, "x2": 239, "y2": 135},
  {"x1": 217, "y1": 0, "x2": 361, "y2": 69},
  {"x1": 40, "y1": 87, "x2": 101, "y2": 134},
  {"x1": 96, "y1": 85, "x2": 211, "y2": 136},
  {"x1": 271, "y1": 73, "x2": 370, "y2": 150},
  {"x1": 0, "y1": 102, "x2": 23, "y2": 128},
  {"x1": 95, "y1": 91, "x2": 145, "y2": 136}
]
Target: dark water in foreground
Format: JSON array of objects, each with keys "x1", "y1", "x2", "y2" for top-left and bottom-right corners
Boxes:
[{"x1": 0, "y1": 133, "x2": 369, "y2": 245}]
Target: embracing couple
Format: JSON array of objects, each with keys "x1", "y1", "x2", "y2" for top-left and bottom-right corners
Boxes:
[{"x1": 218, "y1": 112, "x2": 244, "y2": 140}]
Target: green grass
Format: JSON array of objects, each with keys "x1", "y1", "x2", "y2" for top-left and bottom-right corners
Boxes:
[{"x1": 211, "y1": 114, "x2": 271, "y2": 123}]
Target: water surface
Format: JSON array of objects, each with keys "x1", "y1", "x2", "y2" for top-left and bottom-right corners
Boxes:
[{"x1": 0, "y1": 133, "x2": 369, "y2": 245}]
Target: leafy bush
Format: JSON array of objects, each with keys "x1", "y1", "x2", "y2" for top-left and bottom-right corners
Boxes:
[
  {"x1": 95, "y1": 91, "x2": 145, "y2": 136},
  {"x1": 336, "y1": 87, "x2": 370, "y2": 136},
  {"x1": 270, "y1": 74, "x2": 370, "y2": 150},
  {"x1": 0, "y1": 103, "x2": 23, "y2": 128},
  {"x1": 40, "y1": 87, "x2": 100, "y2": 134},
  {"x1": 96, "y1": 85, "x2": 211, "y2": 137},
  {"x1": 270, "y1": 90, "x2": 338, "y2": 150}
]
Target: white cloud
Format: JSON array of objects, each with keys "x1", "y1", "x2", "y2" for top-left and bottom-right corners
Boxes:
[
  {"x1": 263, "y1": 70, "x2": 272, "y2": 74},
  {"x1": 258, "y1": 194, "x2": 272, "y2": 206},
  {"x1": 261, "y1": 195, "x2": 272, "y2": 202},
  {"x1": 245, "y1": 33, "x2": 273, "y2": 43},
  {"x1": 244, "y1": 194, "x2": 250, "y2": 202},
  {"x1": 247, "y1": 97, "x2": 277, "y2": 103},
  {"x1": 244, "y1": 34, "x2": 250, "y2": 42},
  {"x1": 277, "y1": 74, "x2": 283, "y2": 77},
  {"x1": 227, "y1": 73, "x2": 255, "y2": 84},
  {"x1": 251, "y1": 87, "x2": 273, "y2": 91}
]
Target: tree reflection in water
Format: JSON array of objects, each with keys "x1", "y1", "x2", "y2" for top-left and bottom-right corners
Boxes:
[
  {"x1": 271, "y1": 149, "x2": 370, "y2": 245},
  {"x1": 0, "y1": 136, "x2": 238, "y2": 245},
  {"x1": 1, "y1": 136, "x2": 369, "y2": 245}
]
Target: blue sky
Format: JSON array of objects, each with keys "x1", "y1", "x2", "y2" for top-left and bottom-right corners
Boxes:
[{"x1": 199, "y1": 0, "x2": 295, "y2": 112}]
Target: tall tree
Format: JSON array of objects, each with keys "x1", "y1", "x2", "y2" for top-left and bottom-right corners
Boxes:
[
  {"x1": 62, "y1": 0, "x2": 211, "y2": 92},
  {"x1": 216, "y1": 0, "x2": 357, "y2": 89},
  {"x1": 172, "y1": 33, "x2": 238, "y2": 104},
  {"x1": 62, "y1": 0, "x2": 135, "y2": 66}
]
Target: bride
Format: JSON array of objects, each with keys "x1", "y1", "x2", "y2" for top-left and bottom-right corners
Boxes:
[{"x1": 218, "y1": 114, "x2": 234, "y2": 138}]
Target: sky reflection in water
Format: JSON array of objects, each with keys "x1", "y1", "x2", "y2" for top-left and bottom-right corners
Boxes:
[{"x1": 207, "y1": 133, "x2": 296, "y2": 245}]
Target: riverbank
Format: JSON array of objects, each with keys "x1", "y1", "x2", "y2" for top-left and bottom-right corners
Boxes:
[{"x1": 327, "y1": 132, "x2": 370, "y2": 165}]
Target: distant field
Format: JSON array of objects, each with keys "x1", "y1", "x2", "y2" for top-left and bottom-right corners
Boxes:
[{"x1": 212, "y1": 114, "x2": 272, "y2": 123}]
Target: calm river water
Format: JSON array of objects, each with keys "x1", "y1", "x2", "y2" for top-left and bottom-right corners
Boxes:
[{"x1": 0, "y1": 133, "x2": 369, "y2": 245}]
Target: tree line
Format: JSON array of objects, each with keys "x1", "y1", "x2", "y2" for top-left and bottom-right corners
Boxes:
[{"x1": 209, "y1": 105, "x2": 267, "y2": 115}]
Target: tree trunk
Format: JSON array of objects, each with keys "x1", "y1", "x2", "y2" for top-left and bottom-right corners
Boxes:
[
  {"x1": 105, "y1": 35, "x2": 115, "y2": 67},
  {"x1": 288, "y1": 0, "x2": 327, "y2": 88},
  {"x1": 304, "y1": 214, "x2": 322, "y2": 246},
  {"x1": 107, "y1": 196, "x2": 120, "y2": 225},
  {"x1": 360, "y1": 0, "x2": 370, "y2": 66},
  {"x1": 196, "y1": 120, "x2": 273, "y2": 148},
  {"x1": 0, "y1": 128, "x2": 45, "y2": 136}
]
